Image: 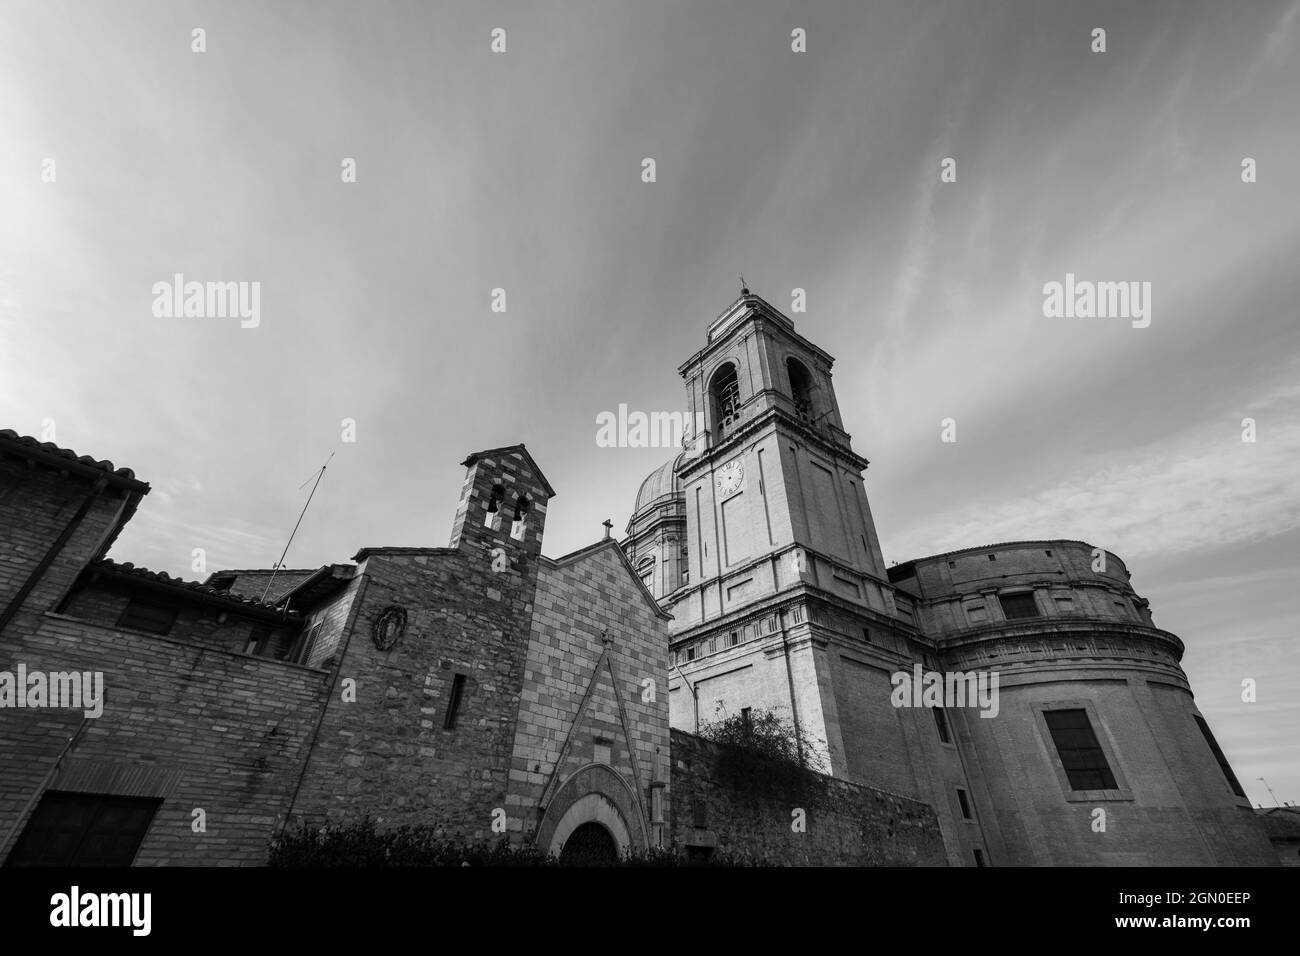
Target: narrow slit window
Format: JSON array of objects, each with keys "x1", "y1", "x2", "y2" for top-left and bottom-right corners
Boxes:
[
  {"x1": 933, "y1": 706, "x2": 951, "y2": 744},
  {"x1": 957, "y1": 788, "x2": 972, "y2": 819},
  {"x1": 443, "y1": 673, "x2": 467, "y2": 730}
]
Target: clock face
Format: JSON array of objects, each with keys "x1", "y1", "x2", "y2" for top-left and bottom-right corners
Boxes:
[{"x1": 716, "y1": 459, "x2": 744, "y2": 497}]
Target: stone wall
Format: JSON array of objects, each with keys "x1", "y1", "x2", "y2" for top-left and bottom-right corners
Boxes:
[
  {"x1": 668, "y1": 729, "x2": 947, "y2": 866},
  {"x1": 508, "y1": 541, "x2": 672, "y2": 852},
  {"x1": 286, "y1": 448, "x2": 554, "y2": 839},
  {"x1": 285, "y1": 546, "x2": 536, "y2": 838}
]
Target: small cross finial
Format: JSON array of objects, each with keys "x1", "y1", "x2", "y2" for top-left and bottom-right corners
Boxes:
[
  {"x1": 602, "y1": 518, "x2": 613, "y2": 540},
  {"x1": 740, "y1": 274, "x2": 748, "y2": 295}
]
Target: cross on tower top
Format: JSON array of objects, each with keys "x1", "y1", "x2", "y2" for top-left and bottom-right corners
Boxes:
[{"x1": 602, "y1": 518, "x2": 613, "y2": 540}]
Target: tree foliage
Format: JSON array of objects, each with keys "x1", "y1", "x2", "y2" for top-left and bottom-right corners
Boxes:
[{"x1": 697, "y1": 708, "x2": 827, "y2": 797}]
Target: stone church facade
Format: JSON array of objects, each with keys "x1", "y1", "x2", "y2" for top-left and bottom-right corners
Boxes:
[{"x1": 0, "y1": 290, "x2": 1276, "y2": 866}]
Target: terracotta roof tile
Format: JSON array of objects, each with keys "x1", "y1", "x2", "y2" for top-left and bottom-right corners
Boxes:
[
  {"x1": 0, "y1": 428, "x2": 147, "y2": 488},
  {"x1": 93, "y1": 558, "x2": 299, "y2": 616}
]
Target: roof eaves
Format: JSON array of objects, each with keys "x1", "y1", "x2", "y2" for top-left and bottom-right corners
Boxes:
[
  {"x1": 91, "y1": 558, "x2": 301, "y2": 619},
  {"x1": 460, "y1": 444, "x2": 557, "y2": 499}
]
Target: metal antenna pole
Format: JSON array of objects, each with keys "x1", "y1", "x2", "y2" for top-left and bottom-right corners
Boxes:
[{"x1": 260, "y1": 452, "x2": 335, "y2": 604}]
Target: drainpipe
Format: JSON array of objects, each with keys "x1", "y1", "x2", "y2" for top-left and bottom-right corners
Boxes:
[
  {"x1": 0, "y1": 477, "x2": 108, "y2": 636},
  {"x1": 781, "y1": 620, "x2": 805, "y2": 768},
  {"x1": 276, "y1": 574, "x2": 370, "y2": 840},
  {"x1": 672, "y1": 660, "x2": 698, "y2": 732}
]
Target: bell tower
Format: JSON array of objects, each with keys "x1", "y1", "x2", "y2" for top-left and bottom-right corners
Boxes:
[
  {"x1": 661, "y1": 289, "x2": 934, "y2": 808},
  {"x1": 667, "y1": 288, "x2": 893, "y2": 628}
]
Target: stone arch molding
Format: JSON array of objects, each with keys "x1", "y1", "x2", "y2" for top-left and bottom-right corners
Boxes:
[{"x1": 537, "y1": 763, "x2": 647, "y2": 858}]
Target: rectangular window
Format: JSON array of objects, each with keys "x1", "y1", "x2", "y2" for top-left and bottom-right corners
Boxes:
[
  {"x1": 862, "y1": 627, "x2": 871, "y2": 643},
  {"x1": 998, "y1": 592, "x2": 1039, "y2": 620},
  {"x1": 729, "y1": 630, "x2": 739, "y2": 647},
  {"x1": 244, "y1": 626, "x2": 271, "y2": 656},
  {"x1": 443, "y1": 673, "x2": 467, "y2": 730},
  {"x1": 707, "y1": 637, "x2": 716, "y2": 654},
  {"x1": 741, "y1": 707, "x2": 752, "y2": 726},
  {"x1": 1193, "y1": 715, "x2": 1247, "y2": 798},
  {"x1": 686, "y1": 646, "x2": 696, "y2": 661},
  {"x1": 116, "y1": 598, "x2": 178, "y2": 636},
  {"x1": 5, "y1": 791, "x2": 161, "y2": 866},
  {"x1": 956, "y1": 788, "x2": 972, "y2": 819},
  {"x1": 933, "y1": 706, "x2": 951, "y2": 744},
  {"x1": 1043, "y1": 709, "x2": 1118, "y2": 791},
  {"x1": 973, "y1": 849, "x2": 986, "y2": 867}
]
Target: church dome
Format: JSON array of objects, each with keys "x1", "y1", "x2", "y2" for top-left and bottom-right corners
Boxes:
[{"x1": 633, "y1": 453, "x2": 685, "y2": 516}]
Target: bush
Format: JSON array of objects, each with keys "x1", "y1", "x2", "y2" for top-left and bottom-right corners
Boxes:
[
  {"x1": 268, "y1": 819, "x2": 555, "y2": 867},
  {"x1": 268, "y1": 819, "x2": 773, "y2": 866},
  {"x1": 698, "y1": 708, "x2": 827, "y2": 797}
]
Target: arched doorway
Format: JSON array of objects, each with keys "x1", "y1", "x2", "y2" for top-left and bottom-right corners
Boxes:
[
  {"x1": 536, "y1": 764, "x2": 648, "y2": 860},
  {"x1": 558, "y1": 821, "x2": 619, "y2": 865}
]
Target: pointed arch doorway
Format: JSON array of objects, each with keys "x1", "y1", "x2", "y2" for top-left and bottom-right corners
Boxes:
[{"x1": 537, "y1": 764, "x2": 648, "y2": 864}]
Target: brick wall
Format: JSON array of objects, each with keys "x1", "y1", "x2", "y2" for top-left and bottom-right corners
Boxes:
[
  {"x1": 669, "y1": 729, "x2": 947, "y2": 866},
  {"x1": 0, "y1": 612, "x2": 328, "y2": 865},
  {"x1": 0, "y1": 457, "x2": 133, "y2": 622}
]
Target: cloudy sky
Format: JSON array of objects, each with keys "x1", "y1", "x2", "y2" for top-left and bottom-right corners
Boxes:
[{"x1": 2, "y1": 0, "x2": 1297, "y2": 806}]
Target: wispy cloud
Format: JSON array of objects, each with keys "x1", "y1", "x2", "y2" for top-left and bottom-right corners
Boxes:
[{"x1": 892, "y1": 377, "x2": 1300, "y2": 565}]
